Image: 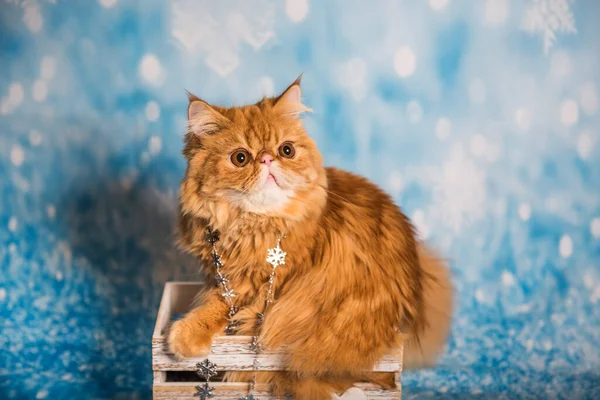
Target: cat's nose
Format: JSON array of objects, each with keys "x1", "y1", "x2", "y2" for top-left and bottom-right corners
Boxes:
[{"x1": 260, "y1": 154, "x2": 273, "y2": 166}]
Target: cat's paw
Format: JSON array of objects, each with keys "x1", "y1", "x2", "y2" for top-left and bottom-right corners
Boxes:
[{"x1": 168, "y1": 318, "x2": 212, "y2": 359}]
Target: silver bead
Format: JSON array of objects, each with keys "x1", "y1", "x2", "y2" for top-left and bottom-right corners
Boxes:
[
  {"x1": 255, "y1": 312, "x2": 264, "y2": 326},
  {"x1": 250, "y1": 336, "x2": 262, "y2": 353},
  {"x1": 226, "y1": 320, "x2": 240, "y2": 334}
]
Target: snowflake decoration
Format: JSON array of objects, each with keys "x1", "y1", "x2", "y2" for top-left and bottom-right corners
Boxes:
[
  {"x1": 240, "y1": 395, "x2": 255, "y2": 400},
  {"x1": 196, "y1": 359, "x2": 217, "y2": 380},
  {"x1": 216, "y1": 274, "x2": 229, "y2": 285},
  {"x1": 211, "y1": 253, "x2": 223, "y2": 268},
  {"x1": 521, "y1": 0, "x2": 577, "y2": 54},
  {"x1": 171, "y1": 0, "x2": 275, "y2": 76},
  {"x1": 266, "y1": 244, "x2": 286, "y2": 268},
  {"x1": 195, "y1": 383, "x2": 215, "y2": 400},
  {"x1": 222, "y1": 288, "x2": 236, "y2": 300},
  {"x1": 429, "y1": 145, "x2": 487, "y2": 233},
  {"x1": 205, "y1": 228, "x2": 220, "y2": 245}
]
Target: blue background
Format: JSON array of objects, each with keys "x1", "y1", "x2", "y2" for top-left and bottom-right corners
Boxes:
[{"x1": 1, "y1": 0, "x2": 599, "y2": 399}]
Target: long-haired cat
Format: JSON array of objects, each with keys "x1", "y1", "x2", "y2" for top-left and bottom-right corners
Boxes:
[{"x1": 168, "y1": 77, "x2": 454, "y2": 399}]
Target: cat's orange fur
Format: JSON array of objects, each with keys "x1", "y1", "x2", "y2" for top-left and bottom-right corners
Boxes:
[{"x1": 169, "y1": 77, "x2": 454, "y2": 399}]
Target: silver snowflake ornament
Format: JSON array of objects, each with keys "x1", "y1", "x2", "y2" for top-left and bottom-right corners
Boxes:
[
  {"x1": 196, "y1": 359, "x2": 217, "y2": 380},
  {"x1": 222, "y1": 288, "x2": 235, "y2": 300},
  {"x1": 205, "y1": 228, "x2": 220, "y2": 245},
  {"x1": 239, "y1": 395, "x2": 255, "y2": 400},
  {"x1": 195, "y1": 383, "x2": 215, "y2": 399},
  {"x1": 266, "y1": 244, "x2": 286, "y2": 268},
  {"x1": 216, "y1": 274, "x2": 229, "y2": 285},
  {"x1": 211, "y1": 253, "x2": 223, "y2": 268}
]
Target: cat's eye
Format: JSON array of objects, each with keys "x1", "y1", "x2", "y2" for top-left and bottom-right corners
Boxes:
[
  {"x1": 278, "y1": 142, "x2": 296, "y2": 159},
  {"x1": 230, "y1": 149, "x2": 251, "y2": 167}
]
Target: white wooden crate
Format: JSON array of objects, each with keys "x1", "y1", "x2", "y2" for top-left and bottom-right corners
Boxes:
[{"x1": 153, "y1": 282, "x2": 403, "y2": 399}]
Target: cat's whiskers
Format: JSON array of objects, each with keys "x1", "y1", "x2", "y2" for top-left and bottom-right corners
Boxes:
[
  {"x1": 227, "y1": 187, "x2": 251, "y2": 204},
  {"x1": 323, "y1": 187, "x2": 358, "y2": 207}
]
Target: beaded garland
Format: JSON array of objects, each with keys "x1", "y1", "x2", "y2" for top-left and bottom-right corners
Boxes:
[{"x1": 196, "y1": 227, "x2": 287, "y2": 400}]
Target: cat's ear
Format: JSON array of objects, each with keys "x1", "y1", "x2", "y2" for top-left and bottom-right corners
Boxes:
[
  {"x1": 273, "y1": 75, "x2": 312, "y2": 117},
  {"x1": 186, "y1": 91, "x2": 231, "y2": 136}
]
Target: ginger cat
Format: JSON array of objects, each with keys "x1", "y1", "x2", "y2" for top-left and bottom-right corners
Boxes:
[{"x1": 168, "y1": 77, "x2": 454, "y2": 399}]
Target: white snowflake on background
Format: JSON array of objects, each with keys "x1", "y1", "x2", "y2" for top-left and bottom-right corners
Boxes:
[
  {"x1": 521, "y1": 0, "x2": 576, "y2": 54},
  {"x1": 336, "y1": 58, "x2": 368, "y2": 102},
  {"x1": 171, "y1": 0, "x2": 275, "y2": 76},
  {"x1": 429, "y1": 145, "x2": 487, "y2": 233}
]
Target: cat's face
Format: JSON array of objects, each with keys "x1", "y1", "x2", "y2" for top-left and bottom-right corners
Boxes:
[{"x1": 181, "y1": 79, "x2": 325, "y2": 219}]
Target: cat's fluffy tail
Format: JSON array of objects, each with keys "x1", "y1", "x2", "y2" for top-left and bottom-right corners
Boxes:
[{"x1": 403, "y1": 244, "x2": 454, "y2": 369}]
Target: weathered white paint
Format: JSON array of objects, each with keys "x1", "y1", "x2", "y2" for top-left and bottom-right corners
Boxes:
[{"x1": 154, "y1": 382, "x2": 401, "y2": 400}]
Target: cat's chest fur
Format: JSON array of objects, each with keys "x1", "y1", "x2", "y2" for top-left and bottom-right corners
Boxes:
[{"x1": 182, "y1": 211, "x2": 319, "y2": 308}]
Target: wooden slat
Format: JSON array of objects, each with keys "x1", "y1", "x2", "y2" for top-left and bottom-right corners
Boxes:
[
  {"x1": 153, "y1": 371, "x2": 166, "y2": 384},
  {"x1": 153, "y1": 282, "x2": 203, "y2": 339},
  {"x1": 153, "y1": 282, "x2": 173, "y2": 339},
  {"x1": 153, "y1": 382, "x2": 401, "y2": 400},
  {"x1": 153, "y1": 335, "x2": 402, "y2": 372},
  {"x1": 395, "y1": 344, "x2": 404, "y2": 398}
]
